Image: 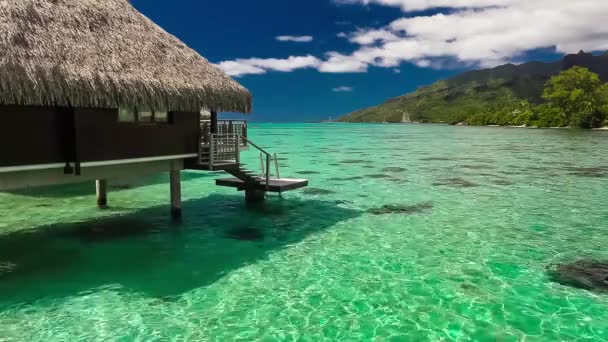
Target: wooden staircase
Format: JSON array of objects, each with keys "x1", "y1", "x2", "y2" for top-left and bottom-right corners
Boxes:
[
  {"x1": 228, "y1": 165, "x2": 265, "y2": 182},
  {"x1": 217, "y1": 164, "x2": 308, "y2": 193},
  {"x1": 187, "y1": 133, "x2": 308, "y2": 199}
]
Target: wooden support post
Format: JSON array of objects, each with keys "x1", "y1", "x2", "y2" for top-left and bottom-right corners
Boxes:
[
  {"x1": 210, "y1": 110, "x2": 218, "y2": 134},
  {"x1": 96, "y1": 179, "x2": 107, "y2": 208},
  {"x1": 197, "y1": 111, "x2": 203, "y2": 163},
  {"x1": 170, "y1": 169, "x2": 182, "y2": 220}
]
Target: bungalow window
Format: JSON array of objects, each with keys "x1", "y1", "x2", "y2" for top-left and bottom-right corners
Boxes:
[
  {"x1": 138, "y1": 110, "x2": 153, "y2": 123},
  {"x1": 118, "y1": 107, "x2": 170, "y2": 124},
  {"x1": 155, "y1": 111, "x2": 169, "y2": 123},
  {"x1": 118, "y1": 107, "x2": 136, "y2": 122}
]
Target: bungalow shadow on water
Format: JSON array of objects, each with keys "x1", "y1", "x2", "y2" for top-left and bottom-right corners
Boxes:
[{"x1": 0, "y1": 195, "x2": 360, "y2": 308}]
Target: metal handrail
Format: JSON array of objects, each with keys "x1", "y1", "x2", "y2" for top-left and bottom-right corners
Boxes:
[
  {"x1": 241, "y1": 135, "x2": 276, "y2": 188},
  {"x1": 240, "y1": 136, "x2": 271, "y2": 155},
  {"x1": 202, "y1": 134, "x2": 280, "y2": 189}
]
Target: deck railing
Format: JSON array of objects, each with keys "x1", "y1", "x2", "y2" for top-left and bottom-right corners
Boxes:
[
  {"x1": 200, "y1": 120, "x2": 248, "y2": 147},
  {"x1": 199, "y1": 133, "x2": 281, "y2": 188},
  {"x1": 208, "y1": 134, "x2": 241, "y2": 168}
]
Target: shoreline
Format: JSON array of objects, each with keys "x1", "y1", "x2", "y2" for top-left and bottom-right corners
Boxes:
[{"x1": 335, "y1": 121, "x2": 608, "y2": 130}]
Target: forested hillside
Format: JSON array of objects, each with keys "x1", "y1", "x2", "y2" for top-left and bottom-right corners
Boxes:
[{"x1": 340, "y1": 51, "x2": 608, "y2": 127}]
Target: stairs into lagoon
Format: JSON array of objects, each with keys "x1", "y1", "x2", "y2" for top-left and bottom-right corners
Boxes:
[
  {"x1": 187, "y1": 134, "x2": 308, "y2": 196},
  {"x1": 217, "y1": 164, "x2": 309, "y2": 193}
]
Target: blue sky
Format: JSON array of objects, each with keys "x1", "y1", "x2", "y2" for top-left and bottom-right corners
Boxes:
[{"x1": 131, "y1": 0, "x2": 603, "y2": 122}]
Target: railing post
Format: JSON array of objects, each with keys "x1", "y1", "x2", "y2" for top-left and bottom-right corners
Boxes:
[
  {"x1": 201, "y1": 121, "x2": 210, "y2": 145},
  {"x1": 266, "y1": 154, "x2": 270, "y2": 188},
  {"x1": 259, "y1": 153, "x2": 265, "y2": 177},
  {"x1": 197, "y1": 112, "x2": 203, "y2": 163},
  {"x1": 209, "y1": 134, "x2": 215, "y2": 170},
  {"x1": 210, "y1": 110, "x2": 218, "y2": 134},
  {"x1": 198, "y1": 134, "x2": 202, "y2": 164},
  {"x1": 274, "y1": 153, "x2": 280, "y2": 179},
  {"x1": 235, "y1": 135, "x2": 240, "y2": 163},
  {"x1": 243, "y1": 123, "x2": 248, "y2": 147}
]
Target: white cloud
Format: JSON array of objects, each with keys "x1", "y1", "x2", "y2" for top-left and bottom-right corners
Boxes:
[
  {"x1": 335, "y1": 0, "x2": 510, "y2": 12},
  {"x1": 220, "y1": 0, "x2": 608, "y2": 76},
  {"x1": 414, "y1": 60, "x2": 431, "y2": 68},
  {"x1": 333, "y1": 0, "x2": 608, "y2": 69},
  {"x1": 318, "y1": 52, "x2": 369, "y2": 73},
  {"x1": 333, "y1": 86, "x2": 354, "y2": 92},
  {"x1": 216, "y1": 61, "x2": 266, "y2": 77},
  {"x1": 217, "y1": 55, "x2": 321, "y2": 77},
  {"x1": 276, "y1": 35, "x2": 314, "y2": 43},
  {"x1": 344, "y1": 29, "x2": 401, "y2": 45}
]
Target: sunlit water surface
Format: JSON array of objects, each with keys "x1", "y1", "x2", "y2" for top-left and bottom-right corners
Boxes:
[{"x1": 1, "y1": 124, "x2": 607, "y2": 341}]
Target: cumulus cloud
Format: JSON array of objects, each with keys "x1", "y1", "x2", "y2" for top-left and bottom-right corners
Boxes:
[
  {"x1": 318, "y1": 52, "x2": 369, "y2": 73},
  {"x1": 344, "y1": 29, "x2": 400, "y2": 45},
  {"x1": 217, "y1": 55, "x2": 321, "y2": 77},
  {"x1": 335, "y1": 0, "x2": 510, "y2": 11},
  {"x1": 276, "y1": 35, "x2": 314, "y2": 43},
  {"x1": 336, "y1": 0, "x2": 608, "y2": 68},
  {"x1": 220, "y1": 0, "x2": 608, "y2": 76},
  {"x1": 332, "y1": 86, "x2": 354, "y2": 92}
]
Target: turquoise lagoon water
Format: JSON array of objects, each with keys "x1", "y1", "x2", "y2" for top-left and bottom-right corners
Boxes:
[{"x1": 1, "y1": 124, "x2": 608, "y2": 341}]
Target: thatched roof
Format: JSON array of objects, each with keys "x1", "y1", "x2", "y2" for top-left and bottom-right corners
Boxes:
[{"x1": 0, "y1": 0, "x2": 252, "y2": 113}]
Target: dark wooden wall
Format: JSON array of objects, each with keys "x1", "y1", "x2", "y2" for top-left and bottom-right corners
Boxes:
[
  {"x1": 75, "y1": 109, "x2": 199, "y2": 162},
  {"x1": 0, "y1": 105, "x2": 200, "y2": 167},
  {"x1": 0, "y1": 106, "x2": 65, "y2": 167}
]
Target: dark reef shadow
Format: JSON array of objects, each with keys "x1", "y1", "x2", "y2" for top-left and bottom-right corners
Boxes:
[
  {"x1": 302, "y1": 188, "x2": 336, "y2": 195},
  {"x1": 433, "y1": 178, "x2": 479, "y2": 188},
  {"x1": 0, "y1": 194, "x2": 360, "y2": 307},
  {"x1": 327, "y1": 176, "x2": 365, "y2": 181},
  {"x1": 339, "y1": 159, "x2": 370, "y2": 164},
  {"x1": 295, "y1": 171, "x2": 321, "y2": 175},
  {"x1": 563, "y1": 166, "x2": 608, "y2": 178}
]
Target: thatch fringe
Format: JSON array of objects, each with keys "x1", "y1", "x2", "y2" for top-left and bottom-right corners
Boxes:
[{"x1": 0, "y1": 0, "x2": 252, "y2": 113}]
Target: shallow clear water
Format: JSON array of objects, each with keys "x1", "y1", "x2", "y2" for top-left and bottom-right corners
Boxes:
[{"x1": 1, "y1": 124, "x2": 608, "y2": 341}]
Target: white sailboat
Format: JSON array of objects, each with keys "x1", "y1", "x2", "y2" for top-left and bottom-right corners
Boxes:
[{"x1": 401, "y1": 110, "x2": 411, "y2": 123}]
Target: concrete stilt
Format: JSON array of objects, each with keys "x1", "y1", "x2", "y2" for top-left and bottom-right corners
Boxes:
[
  {"x1": 170, "y1": 169, "x2": 182, "y2": 220},
  {"x1": 96, "y1": 179, "x2": 108, "y2": 208},
  {"x1": 245, "y1": 187, "x2": 266, "y2": 203}
]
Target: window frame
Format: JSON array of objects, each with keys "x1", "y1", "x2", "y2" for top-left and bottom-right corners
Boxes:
[{"x1": 118, "y1": 107, "x2": 171, "y2": 125}]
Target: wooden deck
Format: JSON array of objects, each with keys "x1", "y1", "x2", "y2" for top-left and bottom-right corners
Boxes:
[
  {"x1": 187, "y1": 127, "x2": 309, "y2": 197},
  {"x1": 187, "y1": 161, "x2": 239, "y2": 171},
  {"x1": 216, "y1": 178, "x2": 309, "y2": 192}
]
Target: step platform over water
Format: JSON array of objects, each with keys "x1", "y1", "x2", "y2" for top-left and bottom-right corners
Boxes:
[
  {"x1": 188, "y1": 132, "x2": 309, "y2": 201},
  {"x1": 216, "y1": 177, "x2": 309, "y2": 192}
]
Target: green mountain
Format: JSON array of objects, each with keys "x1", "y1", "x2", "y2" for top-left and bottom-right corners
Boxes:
[{"x1": 340, "y1": 51, "x2": 608, "y2": 124}]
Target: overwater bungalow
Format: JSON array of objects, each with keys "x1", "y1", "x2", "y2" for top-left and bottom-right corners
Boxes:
[{"x1": 0, "y1": 0, "x2": 307, "y2": 218}]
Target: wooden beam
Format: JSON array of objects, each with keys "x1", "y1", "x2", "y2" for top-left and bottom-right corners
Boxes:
[{"x1": 0, "y1": 159, "x2": 184, "y2": 192}]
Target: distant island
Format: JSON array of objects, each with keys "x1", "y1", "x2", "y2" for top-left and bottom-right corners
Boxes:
[{"x1": 340, "y1": 51, "x2": 608, "y2": 129}]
